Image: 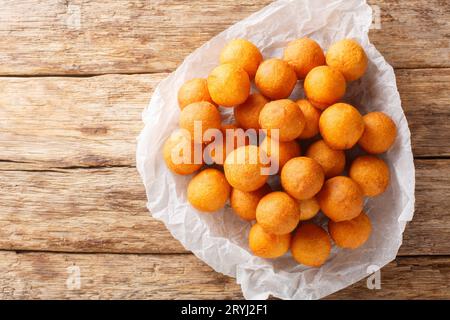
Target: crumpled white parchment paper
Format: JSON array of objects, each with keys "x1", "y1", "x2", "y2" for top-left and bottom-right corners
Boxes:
[{"x1": 136, "y1": 0, "x2": 415, "y2": 300}]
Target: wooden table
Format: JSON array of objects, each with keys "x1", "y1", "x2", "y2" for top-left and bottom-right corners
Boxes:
[{"x1": 0, "y1": 0, "x2": 449, "y2": 299}]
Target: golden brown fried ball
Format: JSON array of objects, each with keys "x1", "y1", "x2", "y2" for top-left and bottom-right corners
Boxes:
[
  {"x1": 304, "y1": 66, "x2": 346, "y2": 109},
  {"x1": 163, "y1": 129, "x2": 203, "y2": 175},
  {"x1": 283, "y1": 37, "x2": 326, "y2": 79},
  {"x1": 231, "y1": 184, "x2": 271, "y2": 221},
  {"x1": 219, "y1": 39, "x2": 263, "y2": 79},
  {"x1": 306, "y1": 139, "x2": 346, "y2": 178},
  {"x1": 234, "y1": 93, "x2": 269, "y2": 130},
  {"x1": 187, "y1": 168, "x2": 231, "y2": 212},
  {"x1": 296, "y1": 99, "x2": 321, "y2": 139},
  {"x1": 177, "y1": 78, "x2": 215, "y2": 109},
  {"x1": 298, "y1": 196, "x2": 320, "y2": 221},
  {"x1": 328, "y1": 211, "x2": 372, "y2": 249},
  {"x1": 291, "y1": 223, "x2": 331, "y2": 267},
  {"x1": 249, "y1": 223, "x2": 291, "y2": 259},
  {"x1": 319, "y1": 103, "x2": 364, "y2": 150},
  {"x1": 259, "y1": 136, "x2": 301, "y2": 172},
  {"x1": 223, "y1": 145, "x2": 269, "y2": 192},
  {"x1": 317, "y1": 176, "x2": 364, "y2": 222},
  {"x1": 281, "y1": 157, "x2": 324, "y2": 200},
  {"x1": 326, "y1": 39, "x2": 368, "y2": 82},
  {"x1": 358, "y1": 112, "x2": 397, "y2": 154},
  {"x1": 349, "y1": 155, "x2": 390, "y2": 197},
  {"x1": 179, "y1": 101, "x2": 222, "y2": 143},
  {"x1": 207, "y1": 63, "x2": 250, "y2": 107},
  {"x1": 255, "y1": 59, "x2": 297, "y2": 99},
  {"x1": 259, "y1": 99, "x2": 305, "y2": 142},
  {"x1": 209, "y1": 124, "x2": 249, "y2": 165},
  {"x1": 256, "y1": 191, "x2": 300, "y2": 235}
]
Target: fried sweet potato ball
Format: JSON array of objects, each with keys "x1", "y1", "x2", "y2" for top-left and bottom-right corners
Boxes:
[
  {"x1": 304, "y1": 66, "x2": 346, "y2": 109},
  {"x1": 234, "y1": 93, "x2": 268, "y2": 130},
  {"x1": 256, "y1": 191, "x2": 300, "y2": 235},
  {"x1": 358, "y1": 112, "x2": 397, "y2": 154},
  {"x1": 219, "y1": 39, "x2": 263, "y2": 79},
  {"x1": 249, "y1": 223, "x2": 291, "y2": 259},
  {"x1": 306, "y1": 139, "x2": 346, "y2": 178},
  {"x1": 328, "y1": 211, "x2": 372, "y2": 249},
  {"x1": 177, "y1": 78, "x2": 215, "y2": 109},
  {"x1": 319, "y1": 103, "x2": 364, "y2": 150},
  {"x1": 255, "y1": 59, "x2": 297, "y2": 99},
  {"x1": 223, "y1": 145, "x2": 269, "y2": 192},
  {"x1": 207, "y1": 63, "x2": 250, "y2": 107},
  {"x1": 163, "y1": 129, "x2": 203, "y2": 175},
  {"x1": 231, "y1": 184, "x2": 271, "y2": 221},
  {"x1": 326, "y1": 39, "x2": 368, "y2": 82},
  {"x1": 179, "y1": 101, "x2": 222, "y2": 143},
  {"x1": 281, "y1": 157, "x2": 325, "y2": 200},
  {"x1": 283, "y1": 37, "x2": 326, "y2": 79},
  {"x1": 259, "y1": 99, "x2": 305, "y2": 142},
  {"x1": 317, "y1": 176, "x2": 364, "y2": 222},
  {"x1": 296, "y1": 99, "x2": 321, "y2": 139},
  {"x1": 259, "y1": 136, "x2": 301, "y2": 172},
  {"x1": 349, "y1": 155, "x2": 390, "y2": 197},
  {"x1": 291, "y1": 223, "x2": 331, "y2": 267},
  {"x1": 187, "y1": 168, "x2": 231, "y2": 212}
]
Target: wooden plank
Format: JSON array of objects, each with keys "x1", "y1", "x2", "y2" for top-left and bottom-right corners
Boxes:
[
  {"x1": 0, "y1": 165, "x2": 184, "y2": 254},
  {"x1": 0, "y1": 251, "x2": 448, "y2": 299},
  {"x1": 0, "y1": 69, "x2": 448, "y2": 170},
  {"x1": 0, "y1": 0, "x2": 447, "y2": 75},
  {"x1": 0, "y1": 73, "x2": 166, "y2": 168},
  {"x1": 0, "y1": 159, "x2": 448, "y2": 255}
]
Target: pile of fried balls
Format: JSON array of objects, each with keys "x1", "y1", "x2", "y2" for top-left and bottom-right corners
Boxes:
[{"x1": 163, "y1": 37, "x2": 397, "y2": 267}]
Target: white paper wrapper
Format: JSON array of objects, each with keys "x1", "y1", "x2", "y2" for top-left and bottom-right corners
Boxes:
[{"x1": 136, "y1": 0, "x2": 415, "y2": 300}]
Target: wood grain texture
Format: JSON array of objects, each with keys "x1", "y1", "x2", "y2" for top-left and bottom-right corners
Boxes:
[
  {"x1": 0, "y1": 73, "x2": 166, "y2": 168},
  {"x1": 0, "y1": 0, "x2": 448, "y2": 75},
  {"x1": 0, "y1": 159, "x2": 448, "y2": 255},
  {"x1": 0, "y1": 69, "x2": 448, "y2": 170},
  {"x1": 0, "y1": 251, "x2": 448, "y2": 299}
]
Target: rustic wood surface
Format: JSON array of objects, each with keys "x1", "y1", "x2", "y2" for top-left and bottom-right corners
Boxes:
[
  {"x1": 0, "y1": 0, "x2": 448, "y2": 75},
  {"x1": 0, "y1": 0, "x2": 449, "y2": 299}
]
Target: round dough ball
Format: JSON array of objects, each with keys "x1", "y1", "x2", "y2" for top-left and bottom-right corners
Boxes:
[
  {"x1": 328, "y1": 211, "x2": 372, "y2": 249},
  {"x1": 255, "y1": 59, "x2": 297, "y2": 100},
  {"x1": 248, "y1": 223, "x2": 291, "y2": 259},
  {"x1": 177, "y1": 78, "x2": 215, "y2": 109},
  {"x1": 281, "y1": 157, "x2": 324, "y2": 200},
  {"x1": 259, "y1": 136, "x2": 301, "y2": 172},
  {"x1": 209, "y1": 124, "x2": 249, "y2": 165},
  {"x1": 179, "y1": 101, "x2": 221, "y2": 143},
  {"x1": 298, "y1": 196, "x2": 320, "y2": 221},
  {"x1": 326, "y1": 39, "x2": 368, "y2": 82},
  {"x1": 304, "y1": 66, "x2": 346, "y2": 109},
  {"x1": 187, "y1": 168, "x2": 231, "y2": 212},
  {"x1": 207, "y1": 63, "x2": 250, "y2": 107},
  {"x1": 219, "y1": 39, "x2": 263, "y2": 79},
  {"x1": 224, "y1": 145, "x2": 269, "y2": 192},
  {"x1": 163, "y1": 129, "x2": 203, "y2": 175},
  {"x1": 234, "y1": 93, "x2": 268, "y2": 130},
  {"x1": 319, "y1": 103, "x2": 364, "y2": 150},
  {"x1": 296, "y1": 99, "x2": 321, "y2": 139},
  {"x1": 283, "y1": 37, "x2": 326, "y2": 79},
  {"x1": 317, "y1": 176, "x2": 364, "y2": 222},
  {"x1": 291, "y1": 223, "x2": 331, "y2": 267},
  {"x1": 358, "y1": 112, "x2": 397, "y2": 154},
  {"x1": 231, "y1": 184, "x2": 271, "y2": 221},
  {"x1": 256, "y1": 191, "x2": 300, "y2": 235},
  {"x1": 349, "y1": 155, "x2": 390, "y2": 197},
  {"x1": 306, "y1": 139, "x2": 346, "y2": 178},
  {"x1": 259, "y1": 99, "x2": 305, "y2": 142}
]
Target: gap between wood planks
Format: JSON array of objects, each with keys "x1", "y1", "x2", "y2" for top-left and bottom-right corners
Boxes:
[{"x1": 0, "y1": 66, "x2": 447, "y2": 78}]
